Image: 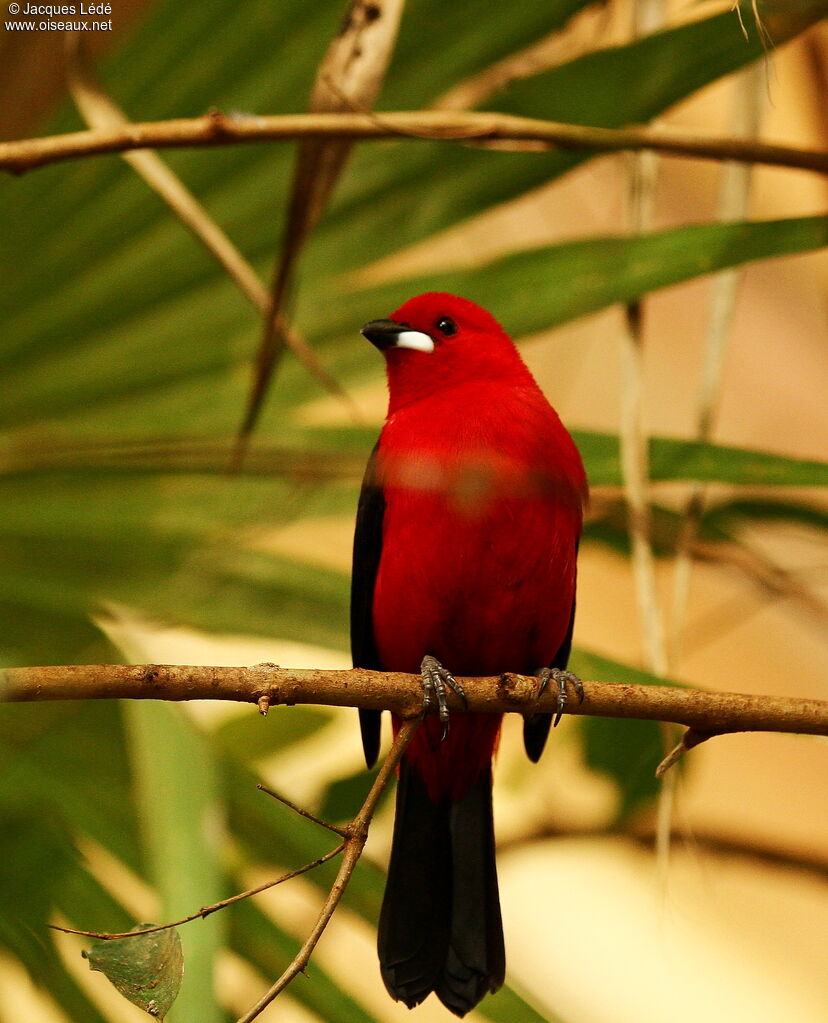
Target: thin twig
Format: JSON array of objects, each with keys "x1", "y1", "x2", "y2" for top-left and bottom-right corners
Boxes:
[
  {"x1": 670, "y1": 63, "x2": 764, "y2": 665},
  {"x1": 64, "y1": 35, "x2": 268, "y2": 312},
  {"x1": 623, "y1": 0, "x2": 676, "y2": 881},
  {"x1": 48, "y1": 721, "x2": 420, "y2": 1023},
  {"x1": 2, "y1": 111, "x2": 827, "y2": 176},
  {"x1": 693, "y1": 539, "x2": 828, "y2": 626},
  {"x1": 49, "y1": 844, "x2": 346, "y2": 941},
  {"x1": 235, "y1": 718, "x2": 420, "y2": 1023},
  {"x1": 2, "y1": 663, "x2": 827, "y2": 737},
  {"x1": 0, "y1": 435, "x2": 366, "y2": 481},
  {"x1": 656, "y1": 727, "x2": 715, "y2": 776},
  {"x1": 433, "y1": 3, "x2": 614, "y2": 112},
  {"x1": 623, "y1": 3, "x2": 668, "y2": 679},
  {"x1": 256, "y1": 783, "x2": 349, "y2": 837}
]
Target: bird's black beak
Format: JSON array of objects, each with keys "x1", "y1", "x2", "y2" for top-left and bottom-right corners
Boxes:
[
  {"x1": 361, "y1": 319, "x2": 405, "y2": 350},
  {"x1": 361, "y1": 319, "x2": 435, "y2": 353}
]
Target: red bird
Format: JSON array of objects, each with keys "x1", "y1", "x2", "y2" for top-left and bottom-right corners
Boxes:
[{"x1": 351, "y1": 293, "x2": 586, "y2": 1016}]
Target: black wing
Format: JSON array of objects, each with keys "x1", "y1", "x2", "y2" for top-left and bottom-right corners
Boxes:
[
  {"x1": 523, "y1": 578, "x2": 577, "y2": 764},
  {"x1": 350, "y1": 441, "x2": 385, "y2": 768}
]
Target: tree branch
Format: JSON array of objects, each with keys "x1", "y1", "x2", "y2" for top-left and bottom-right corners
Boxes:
[
  {"x1": 50, "y1": 843, "x2": 347, "y2": 941},
  {"x1": 234, "y1": 717, "x2": 419, "y2": 1023},
  {"x1": 50, "y1": 713, "x2": 420, "y2": 1023},
  {"x1": 1, "y1": 110, "x2": 827, "y2": 176},
  {"x1": 498, "y1": 820, "x2": 828, "y2": 882},
  {"x1": 2, "y1": 662, "x2": 826, "y2": 738}
]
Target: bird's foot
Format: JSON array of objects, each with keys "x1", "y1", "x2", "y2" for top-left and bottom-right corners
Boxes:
[
  {"x1": 536, "y1": 667, "x2": 584, "y2": 727},
  {"x1": 420, "y1": 655, "x2": 468, "y2": 740}
]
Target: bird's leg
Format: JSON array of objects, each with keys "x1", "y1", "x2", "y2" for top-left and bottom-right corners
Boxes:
[
  {"x1": 536, "y1": 667, "x2": 584, "y2": 727},
  {"x1": 420, "y1": 655, "x2": 468, "y2": 740}
]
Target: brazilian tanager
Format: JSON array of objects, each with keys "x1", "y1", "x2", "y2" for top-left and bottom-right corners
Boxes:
[{"x1": 351, "y1": 293, "x2": 587, "y2": 1016}]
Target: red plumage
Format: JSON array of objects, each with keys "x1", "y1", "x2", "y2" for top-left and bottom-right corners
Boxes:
[{"x1": 351, "y1": 293, "x2": 586, "y2": 1015}]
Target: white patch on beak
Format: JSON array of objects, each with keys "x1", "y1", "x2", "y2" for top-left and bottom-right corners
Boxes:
[{"x1": 395, "y1": 330, "x2": 435, "y2": 353}]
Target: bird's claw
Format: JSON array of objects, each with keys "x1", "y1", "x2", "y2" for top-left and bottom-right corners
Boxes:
[
  {"x1": 420, "y1": 655, "x2": 467, "y2": 740},
  {"x1": 536, "y1": 667, "x2": 584, "y2": 727}
]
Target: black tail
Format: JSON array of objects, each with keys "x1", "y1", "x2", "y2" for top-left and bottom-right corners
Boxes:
[{"x1": 378, "y1": 759, "x2": 505, "y2": 1017}]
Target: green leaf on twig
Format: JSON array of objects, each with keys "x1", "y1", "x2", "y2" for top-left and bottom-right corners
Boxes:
[{"x1": 83, "y1": 924, "x2": 183, "y2": 1020}]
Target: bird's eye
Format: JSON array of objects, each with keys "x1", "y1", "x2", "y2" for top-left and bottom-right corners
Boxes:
[{"x1": 436, "y1": 316, "x2": 458, "y2": 337}]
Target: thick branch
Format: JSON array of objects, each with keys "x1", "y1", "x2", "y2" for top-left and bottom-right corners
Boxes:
[
  {"x1": 2, "y1": 663, "x2": 826, "y2": 738},
  {"x1": 1, "y1": 110, "x2": 827, "y2": 176}
]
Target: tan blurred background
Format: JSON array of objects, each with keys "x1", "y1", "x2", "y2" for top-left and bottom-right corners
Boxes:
[{"x1": 1, "y1": 3, "x2": 826, "y2": 1021}]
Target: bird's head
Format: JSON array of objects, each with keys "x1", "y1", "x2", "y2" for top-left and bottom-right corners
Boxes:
[{"x1": 361, "y1": 293, "x2": 532, "y2": 410}]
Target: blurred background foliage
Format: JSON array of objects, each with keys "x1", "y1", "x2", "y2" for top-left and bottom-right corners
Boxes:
[{"x1": 0, "y1": 1, "x2": 826, "y2": 1021}]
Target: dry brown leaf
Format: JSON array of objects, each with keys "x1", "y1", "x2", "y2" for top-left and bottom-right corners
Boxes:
[{"x1": 235, "y1": 0, "x2": 404, "y2": 461}]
